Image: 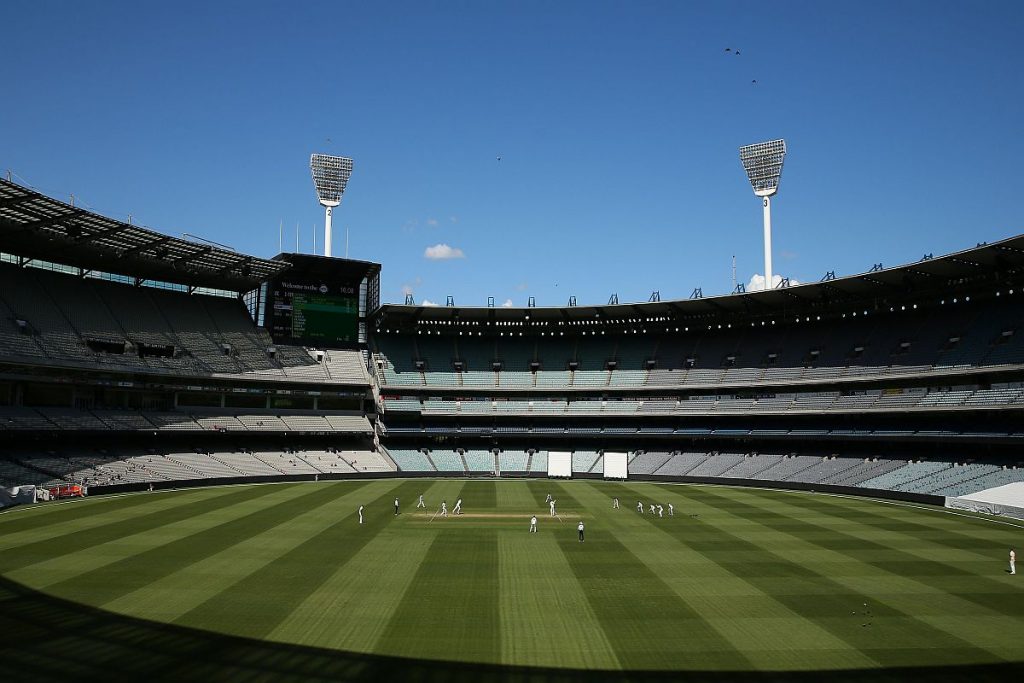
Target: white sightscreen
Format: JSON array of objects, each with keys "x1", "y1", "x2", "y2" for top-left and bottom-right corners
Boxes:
[
  {"x1": 548, "y1": 451, "x2": 572, "y2": 478},
  {"x1": 603, "y1": 452, "x2": 628, "y2": 479}
]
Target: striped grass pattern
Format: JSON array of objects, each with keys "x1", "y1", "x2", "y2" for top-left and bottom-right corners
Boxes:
[{"x1": 0, "y1": 479, "x2": 1022, "y2": 681}]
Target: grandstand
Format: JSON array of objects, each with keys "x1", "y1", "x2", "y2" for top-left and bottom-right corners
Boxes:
[{"x1": 1, "y1": 175, "x2": 1023, "y2": 510}]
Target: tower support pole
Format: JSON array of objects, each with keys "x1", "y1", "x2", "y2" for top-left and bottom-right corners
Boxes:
[{"x1": 762, "y1": 196, "x2": 773, "y2": 287}]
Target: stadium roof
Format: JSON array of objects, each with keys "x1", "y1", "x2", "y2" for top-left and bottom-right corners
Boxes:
[
  {"x1": 375, "y1": 234, "x2": 1024, "y2": 325},
  {"x1": 0, "y1": 178, "x2": 288, "y2": 291}
]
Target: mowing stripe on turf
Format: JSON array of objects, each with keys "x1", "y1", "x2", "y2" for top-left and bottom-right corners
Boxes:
[
  {"x1": 374, "y1": 528, "x2": 501, "y2": 664},
  {"x1": 670, "y1": 483, "x2": 1010, "y2": 668},
  {"x1": 101, "y1": 480, "x2": 397, "y2": 621},
  {"x1": 0, "y1": 485, "x2": 272, "y2": 574},
  {"x1": 268, "y1": 509, "x2": 439, "y2": 651},
  {"x1": 706, "y1": 486, "x2": 1024, "y2": 659},
  {"x1": 573, "y1": 481, "x2": 879, "y2": 672},
  {"x1": 496, "y1": 530, "x2": 621, "y2": 670},
  {"x1": 0, "y1": 490, "x2": 164, "y2": 537},
  {"x1": 778, "y1": 490, "x2": 1019, "y2": 562},
  {"x1": 549, "y1": 481, "x2": 753, "y2": 671},
  {"x1": 31, "y1": 482, "x2": 331, "y2": 602},
  {"x1": 172, "y1": 480, "x2": 424, "y2": 639}
]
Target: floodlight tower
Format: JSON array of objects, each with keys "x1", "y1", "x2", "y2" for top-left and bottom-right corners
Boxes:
[
  {"x1": 738, "y1": 139, "x2": 787, "y2": 288},
  {"x1": 309, "y1": 153, "x2": 354, "y2": 258}
]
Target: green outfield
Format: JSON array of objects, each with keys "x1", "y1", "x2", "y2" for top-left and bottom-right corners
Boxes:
[{"x1": 0, "y1": 478, "x2": 1022, "y2": 681}]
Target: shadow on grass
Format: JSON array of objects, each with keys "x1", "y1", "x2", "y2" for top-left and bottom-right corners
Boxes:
[{"x1": 0, "y1": 575, "x2": 1019, "y2": 683}]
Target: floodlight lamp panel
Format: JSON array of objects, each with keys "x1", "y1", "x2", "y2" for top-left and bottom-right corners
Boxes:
[
  {"x1": 310, "y1": 153, "x2": 354, "y2": 206},
  {"x1": 739, "y1": 139, "x2": 786, "y2": 197}
]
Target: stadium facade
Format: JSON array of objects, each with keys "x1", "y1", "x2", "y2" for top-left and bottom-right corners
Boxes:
[{"x1": 1, "y1": 177, "x2": 1023, "y2": 514}]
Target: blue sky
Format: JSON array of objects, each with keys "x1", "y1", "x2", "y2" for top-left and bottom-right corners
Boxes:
[{"x1": 2, "y1": 1, "x2": 1022, "y2": 306}]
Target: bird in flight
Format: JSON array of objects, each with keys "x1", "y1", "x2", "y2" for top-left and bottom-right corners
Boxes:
[
  {"x1": 496, "y1": 155, "x2": 502, "y2": 162},
  {"x1": 751, "y1": 79, "x2": 757, "y2": 85}
]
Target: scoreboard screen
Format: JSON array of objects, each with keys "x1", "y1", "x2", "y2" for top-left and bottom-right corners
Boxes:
[{"x1": 268, "y1": 279, "x2": 359, "y2": 345}]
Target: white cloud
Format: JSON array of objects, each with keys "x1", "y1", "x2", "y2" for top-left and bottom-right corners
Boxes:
[
  {"x1": 424, "y1": 243, "x2": 465, "y2": 260},
  {"x1": 747, "y1": 273, "x2": 801, "y2": 292},
  {"x1": 501, "y1": 299, "x2": 513, "y2": 307},
  {"x1": 420, "y1": 299, "x2": 439, "y2": 307},
  {"x1": 426, "y1": 218, "x2": 438, "y2": 227}
]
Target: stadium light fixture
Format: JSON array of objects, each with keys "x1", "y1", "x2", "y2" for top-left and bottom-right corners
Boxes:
[
  {"x1": 739, "y1": 139, "x2": 786, "y2": 287},
  {"x1": 309, "y1": 153, "x2": 354, "y2": 258}
]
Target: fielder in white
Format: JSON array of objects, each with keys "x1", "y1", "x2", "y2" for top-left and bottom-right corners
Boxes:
[
  {"x1": 1011, "y1": 548, "x2": 1016, "y2": 575},
  {"x1": 649, "y1": 504, "x2": 656, "y2": 515},
  {"x1": 577, "y1": 520, "x2": 585, "y2": 543},
  {"x1": 549, "y1": 499, "x2": 557, "y2": 516},
  {"x1": 358, "y1": 505, "x2": 364, "y2": 525},
  {"x1": 416, "y1": 494, "x2": 426, "y2": 509},
  {"x1": 612, "y1": 497, "x2": 619, "y2": 509},
  {"x1": 637, "y1": 501, "x2": 644, "y2": 513},
  {"x1": 453, "y1": 498, "x2": 463, "y2": 515},
  {"x1": 657, "y1": 504, "x2": 664, "y2": 518},
  {"x1": 440, "y1": 501, "x2": 448, "y2": 517},
  {"x1": 668, "y1": 503, "x2": 674, "y2": 517},
  {"x1": 530, "y1": 515, "x2": 538, "y2": 533}
]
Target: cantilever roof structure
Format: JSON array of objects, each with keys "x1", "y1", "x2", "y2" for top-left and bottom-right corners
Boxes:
[
  {"x1": 375, "y1": 234, "x2": 1024, "y2": 326},
  {"x1": 0, "y1": 178, "x2": 289, "y2": 291}
]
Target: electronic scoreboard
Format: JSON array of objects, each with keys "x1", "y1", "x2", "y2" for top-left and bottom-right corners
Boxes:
[{"x1": 260, "y1": 253, "x2": 380, "y2": 349}]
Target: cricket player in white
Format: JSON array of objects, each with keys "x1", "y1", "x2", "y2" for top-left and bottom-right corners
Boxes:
[
  {"x1": 1011, "y1": 548, "x2": 1016, "y2": 575},
  {"x1": 440, "y1": 501, "x2": 448, "y2": 517},
  {"x1": 416, "y1": 494, "x2": 426, "y2": 509},
  {"x1": 549, "y1": 499, "x2": 557, "y2": 517},
  {"x1": 358, "y1": 505, "x2": 364, "y2": 525},
  {"x1": 394, "y1": 497, "x2": 400, "y2": 516},
  {"x1": 612, "y1": 497, "x2": 619, "y2": 509},
  {"x1": 577, "y1": 520, "x2": 585, "y2": 542},
  {"x1": 545, "y1": 493, "x2": 553, "y2": 503},
  {"x1": 657, "y1": 505, "x2": 664, "y2": 518},
  {"x1": 649, "y1": 504, "x2": 656, "y2": 515},
  {"x1": 637, "y1": 501, "x2": 644, "y2": 513},
  {"x1": 530, "y1": 515, "x2": 538, "y2": 533},
  {"x1": 453, "y1": 498, "x2": 463, "y2": 515},
  {"x1": 668, "y1": 503, "x2": 674, "y2": 517}
]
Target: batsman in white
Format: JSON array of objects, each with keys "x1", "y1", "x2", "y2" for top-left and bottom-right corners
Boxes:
[
  {"x1": 453, "y1": 498, "x2": 463, "y2": 515},
  {"x1": 416, "y1": 494, "x2": 426, "y2": 509},
  {"x1": 549, "y1": 499, "x2": 557, "y2": 517},
  {"x1": 440, "y1": 500, "x2": 448, "y2": 517}
]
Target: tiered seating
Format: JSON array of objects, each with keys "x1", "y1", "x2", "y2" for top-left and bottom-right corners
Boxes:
[
  {"x1": 754, "y1": 455, "x2": 821, "y2": 480},
  {"x1": 389, "y1": 449, "x2": 435, "y2": 472},
  {"x1": 429, "y1": 451, "x2": 466, "y2": 473},
  {"x1": 720, "y1": 454, "x2": 784, "y2": 478},
  {"x1": 528, "y1": 451, "x2": 548, "y2": 473},
  {"x1": 630, "y1": 451, "x2": 676, "y2": 474},
  {"x1": 463, "y1": 450, "x2": 494, "y2": 473},
  {"x1": 571, "y1": 451, "x2": 600, "y2": 473},
  {"x1": 686, "y1": 453, "x2": 746, "y2": 477},
  {"x1": 498, "y1": 451, "x2": 529, "y2": 472},
  {"x1": 858, "y1": 461, "x2": 952, "y2": 491},
  {"x1": 342, "y1": 450, "x2": 393, "y2": 472},
  {"x1": 211, "y1": 451, "x2": 285, "y2": 476}
]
